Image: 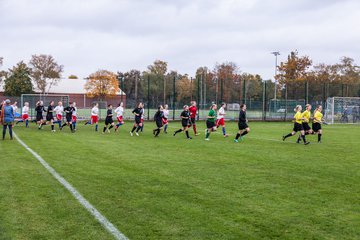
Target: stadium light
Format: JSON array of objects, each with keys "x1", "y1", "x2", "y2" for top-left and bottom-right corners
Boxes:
[{"x1": 271, "y1": 51, "x2": 280, "y2": 100}]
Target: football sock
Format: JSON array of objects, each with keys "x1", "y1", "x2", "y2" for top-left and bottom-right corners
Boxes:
[
  {"x1": 25, "y1": 120, "x2": 29, "y2": 127},
  {"x1": 318, "y1": 134, "x2": 322, "y2": 142},
  {"x1": 16, "y1": 120, "x2": 23, "y2": 124},
  {"x1": 109, "y1": 125, "x2": 114, "y2": 130},
  {"x1": 185, "y1": 130, "x2": 190, "y2": 138},
  {"x1": 136, "y1": 126, "x2": 141, "y2": 132},
  {"x1": 155, "y1": 129, "x2": 160, "y2": 136},
  {"x1": 174, "y1": 129, "x2": 182, "y2": 135},
  {"x1": 222, "y1": 127, "x2": 226, "y2": 135},
  {"x1": 235, "y1": 133, "x2": 240, "y2": 140},
  {"x1": 284, "y1": 133, "x2": 292, "y2": 139},
  {"x1": 301, "y1": 134, "x2": 306, "y2": 143},
  {"x1": 103, "y1": 127, "x2": 107, "y2": 132},
  {"x1": 70, "y1": 124, "x2": 73, "y2": 131},
  {"x1": 73, "y1": 122, "x2": 76, "y2": 129},
  {"x1": 241, "y1": 130, "x2": 248, "y2": 136},
  {"x1": 95, "y1": 124, "x2": 98, "y2": 131},
  {"x1": 164, "y1": 124, "x2": 168, "y2": 132},
  {"x1": 205, "y1": 131, "x2": 210, "y2": 138},
  {"x1": 131, "y1": 126, "x2": 136, "y2": 132},
  {"x1": 51, "y1": 125, "x2": 54, "y2": 131},
  {"x1": 61, "y1": 123, "x2": 67, "y2": 128},
  {"x1": 193, "y1": 125, "x2": 197, "y2": 134}
]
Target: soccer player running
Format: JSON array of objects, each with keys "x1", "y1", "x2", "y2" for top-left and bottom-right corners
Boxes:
[
  {"x1": 43, "y1": 100, "x2": 56, "y2": 132},
  {"x1": 72, "y1": 102, "x2": 78, "y2": 131},
  {"x1": 216, "y1": 102, "x2": 228, "y2": 137},
  {"x1": 205, "y1": 104, "x2": 217, "y2": 141},
  {"x1": 189, "y1": 101, "x2": 199, "y2": 136},
  {"x1": 2, "y1": 99, "x2": 14, "y2": 140},
  {"x1": 35, "y1": 101, "x2": 46, "y2": 129},
  {"x1": 297, "y1": 104, "x2": 313, "y2": 143},
  {"x1": 103, "y1": 104, "x2": 115, "y2": 133},
  {"x1": 16, "y1": 102, "x2": 30, "y2": 127},
  {"x1": 153, "y1": 105, "x2": 164, "y2": 137},
  {"x1": 173, "y1": 105, "x2": 192, "y2": 139},
  {"x1": 60, "y1": 102, "x2": 75, "y2": 133},
  {"x1": 234, "y1": 104, "x2": 251, "y2": 142},
  {"x1": 53, "y1": 101, "x2": 64, "y2": 129},
  {"x1": 130, "y1": 102, "x2": 144, "y2": 136},
  {"x1": 312, "y1": 105, "x2": 324, "y2": 143},
  {"x1": 282, "y1": 105, "x2": 310, "y2": 145},
  {"x1": 114, "y1": 102, "x2": 125, "y2": 132},
  {"x1": 162, "y1": 104, "x2": 169, "y2": 133},
  {"x1": 85, "y1": 103, "x2": 99, "y2": 131}
]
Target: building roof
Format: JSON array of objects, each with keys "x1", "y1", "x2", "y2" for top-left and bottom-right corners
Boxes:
[{"x1": 0, "y1": 78, "x2": 125, "y2": 95}]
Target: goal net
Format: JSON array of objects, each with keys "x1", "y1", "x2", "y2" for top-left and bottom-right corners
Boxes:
[
  {"x1": 325, "y1": 97, "x2": 360, "y2": 124},
  {"x1": 21, "y1": 94, "x2": 69, "y2": 119}
]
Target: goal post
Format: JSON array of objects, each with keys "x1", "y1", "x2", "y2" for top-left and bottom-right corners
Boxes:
[{"x1": 325, "y1": 97, "x2": 360, "y2": 124}]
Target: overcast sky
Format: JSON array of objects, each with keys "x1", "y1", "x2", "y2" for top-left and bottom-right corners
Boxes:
[{"x1": 1, "y1": 0, "x2": 359, "y2": 80}]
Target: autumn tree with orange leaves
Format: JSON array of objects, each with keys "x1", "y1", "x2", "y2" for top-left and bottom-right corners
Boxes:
[{"x1": 85, "y1": 70, "x2": 120, "y2": 101}]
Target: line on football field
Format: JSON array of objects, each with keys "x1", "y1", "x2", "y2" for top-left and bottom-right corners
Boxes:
[{"x1": 13, "y1": 132, "x2": 128, "y2": 240}]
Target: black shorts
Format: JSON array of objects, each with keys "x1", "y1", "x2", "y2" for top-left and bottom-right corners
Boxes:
[
  {"x1": 293, "y1": 123, "x2": 304, "y2": 132},
  {"x1": 66, "y1": 117, "x2": 72, "y2": 123},
  {"x1": 206, "y1": 120, "x2": 215, "y2": 129},
  {"x1": 135, "y1": 117, "x2": 141, "y2": 124},
  {"x1": 312, "y1": 122, "x2": 322, "y2": 132},
  {"x1": 181, "y1": 120, "x2": 189, "y2": 127},
  {"x1": 105, "y1": 118, "x2": 113, "y2": 125},
  {"x1": 156, "y1": 121, "x2": 163, "y2": 128},
  {"x1": 36, "y1": 114, "x2": 43, "y2": 122},
  {"x1": 46, "y1": 115, "x2": 54, "y2": 121},
  {"x1": 190, "y1": 118, "x2": 196, "y2": 124},
  {"x1": 302, "y1": 123, "x2": 311, "y2": 131},
  {"x1": 238, "y1": 122, "x2": 248, "y2": 130}
]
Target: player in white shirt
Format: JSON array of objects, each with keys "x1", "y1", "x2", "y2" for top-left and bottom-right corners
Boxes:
[
  {"x1": 12, "y1": 102, "x2": 20, "y2": 118},
  {"x1": 162, "y1": 104, "x2": 169, "y2": 133},
  {"x1": 72, "y1": 102, "x2": 77, "y2": 131},
  {"x1": 54, "y1": 101, "x2": 64, "y2": 129},
  {"x1": 114, "y1": 102, "x2": 125, "y2": 132},
  {"x1": 85, "y1": 103, "x2": 99, "y2": 131},
  {"x1": 16, "y1": 102, "x2": 30, "y2": 127},
  {"x1": 216, "y1": 103, "x2": 228, "y2": 137}
]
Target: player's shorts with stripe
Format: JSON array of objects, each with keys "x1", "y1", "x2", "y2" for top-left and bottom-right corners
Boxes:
[
  {"x1": 22, "y1": 114, "x2": 29, "y2": 120},
  {"x1": 238, "y1": 122, "x2": 249, "y2": 130},
  {"x1": 302, "y1": 122, "x2": 311, "y2": 131},
  {"x1": 312, "y1": 122, "x2": 322, "y2": 132},
  {"x1": 216, "y1": 118, "x2": 225, "y2": 126},
  {"x1": 293, "y1": 123, "x2": 304, "y2": 132},
  {"x1": 56, "y1": 114, "x2": 62, "y2": 121},
  {"x1": 91, "y1": 115, "x2": 98, "y2": 124}
]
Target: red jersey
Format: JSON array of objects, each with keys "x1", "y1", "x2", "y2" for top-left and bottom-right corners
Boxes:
[{"x1": 189, "y1": 106, "x2": 197, "y2": 118}]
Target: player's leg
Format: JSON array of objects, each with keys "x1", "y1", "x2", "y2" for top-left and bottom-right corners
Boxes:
[
  {"x1": 2, "y1": 124, "x2": 7, "y2": 140},
  {"x1": 8, "y1": 124, "x2": 13, "y2": 140}
]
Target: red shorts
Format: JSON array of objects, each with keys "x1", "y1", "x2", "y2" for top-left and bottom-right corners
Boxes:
[
  {"x1": 162, "y1": 118, "x2": 168, "y2": 124},
  {"x1": 117, "y1": 116, "x2": 124, "y2": 123},
  {"x1": 91, "y1": 115, "x2": 98, "y2": 124},
  {"x1": 56, "y1": 114, "x2": 62, "y2": 121},
  {"x1": 22, "y1": 114, "x2": 29, "y2": 120},
  {"x1": 72, "y1": 116, "x2": 77, "y2": 122},
  {"x1": 141, "y1": 118, "x2": 144, "y2": 123},
  {"x1": 216, "y1": 118, "x2": 225, "y2": 126}
]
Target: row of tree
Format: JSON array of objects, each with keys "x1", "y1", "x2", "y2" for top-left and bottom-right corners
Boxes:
[{"x1": 1, "y1": 52, "x2": 360, "y2": 108}]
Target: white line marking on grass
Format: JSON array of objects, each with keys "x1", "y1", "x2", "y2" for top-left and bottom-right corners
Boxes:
[{"x1": 13, "y1": 132, "x2": 128, "y2": 240}]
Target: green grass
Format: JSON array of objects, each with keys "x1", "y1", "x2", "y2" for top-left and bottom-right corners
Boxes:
[{"x1": 1, "y1": 121, "x2": 359, "y2": 239}]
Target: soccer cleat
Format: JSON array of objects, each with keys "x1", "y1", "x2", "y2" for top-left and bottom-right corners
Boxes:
[
  {"x1": 205, "y1": 138, "x2": 209, "y2": 141},
  {"x1": 52, "y1": 130, "x2": 56, "y2": 132},
  {"x1": 282, "y1": 136, "x2": 285, "y2": 141},
  {"x1": 234, "y1": 139, "x2": 239, "y2": 143},
  {"x1": 195, "y1": 133, "x2": 200, "y2": 136},
  {"x1": 173, "y1": 131, "x2": 176, "y2": 136},
  {"x1": 304, "y1": 142, "x2": 310, "y2": 145},
  {"x1": 153, "y1": 129, "x2": 155, "y2": 135},
  {"x1": 318, "y1": 141, "x2": 322, "y2": 143},
  {"x1": 135, "y1": 132, "x2": 139, "y2": 136},
  {"x1": 130, "y1": 131, "x2": 133, "y2": 136},
  {"x1": 224, "y1": 134, "x2": 229, "y2": 138},
  {"x1": 187, "y1": 137, "x2": 192, "y2": 140}
]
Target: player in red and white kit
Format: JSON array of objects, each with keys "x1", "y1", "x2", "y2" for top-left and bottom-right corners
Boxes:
[
  {"x1": 54, "y1": 101, "x2": 64, "y2": 129},
  {"x1": 189, "y1": 101, "x2": 199, "y2": 136},
  {"x1": 85, "y1": 103, "x2": 99, "y2": 131},
  {"x1": 16, "y1": 102, "x2": 30, "y2": 127},
  {"x1": 216, "y1": 103, "x2": 228, "y2": 137},
  {"x1": 114, "y1": 102, "x2": 125, "y2": 132},
  {"x1": 72, "y1": 102, "x2": 77, "y2": 131},
  {"x1": 162, "y1": 104, "x2": 169, "y2": 133}
]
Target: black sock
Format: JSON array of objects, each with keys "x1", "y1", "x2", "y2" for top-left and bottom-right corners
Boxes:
[
  {"x1": 103, "y1": 127, "x2": 107, "y2": 132},
  {"x1": 109, "y1": 125, "x2": 114, "y2": 130},
  {"x1": 235, "y1": 133, "x2": 240, "y2": 140},
  {"x1": 3, "y1": 125, "x2": 6, "y2": 139},
  {"x1": 51, "y1": 125, "x2": 54, "y2": 130},
  {"x1": 318, "y1": 134, "x2": 322, "y2": 142},
  {"x1": 301, "y1": 134, "x2": 306, "y2": 143},
  {"x1": 136, "y1": 126, "x2": 141, "y2": 132},
  {"x1": 131, "y1": 126, "x2": 136, "y2": 132},
  {"x1": 305, "y1": 132, "x2": 309, "y2": 135},
  {"x1": 70, "y1": 124, "x2": 73, "y2": 131},
  {"x1": 297, "y1": 135, "x2": 301, "y2": 142},
  {"x1": 240, "y1": 130, "x2": 248, "y2": 136},
  {"x1": 185, "y1": 130, "x2": 190, "y2": 138},
  {"x1": 61, "y1": 123, "x2": 67, "y2": 128},
  {"x1": 174, "y1": 129, "x2": 182, "y2": 135},
  {"x1": 155, "y1": 129, "x2": 160, "y2": 136},
  {"x1": 284, "y1": 133, "x2": 292, "y2": 139}
]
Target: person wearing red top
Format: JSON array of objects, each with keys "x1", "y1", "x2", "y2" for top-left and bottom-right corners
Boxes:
[{"x1": 189, "y1": 101, "x2": 199, "y2": 136}]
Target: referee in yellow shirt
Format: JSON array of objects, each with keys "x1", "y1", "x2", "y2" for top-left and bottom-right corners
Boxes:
[
  {"x1": 313, "y1": 105, "x2": 324, "y2": 143},
  {"x1": 283, "y1": 105, "x2": 310, "y2": 145}
]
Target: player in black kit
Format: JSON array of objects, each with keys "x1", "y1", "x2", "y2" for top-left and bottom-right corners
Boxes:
[
  {"x1": 35, "y1": 101, "x2": 46, "y2": 129},
  {"x1": 234, "y1": 104, "x2": 250, "y2": 142},
  {"x1": 103, "y1": 104, "x2": 115, "y2": 133},
  {"x1": 130, "y1": 102, "x2": 144, "y2": 136},
  {"x1": 153, "y1": 105, "x2": 164, "y2": 137},
  {"x1": 60, "y1": 102, "x2": 75, "y2": 133},
  {"x1": 173, "y1": 105, "x2": 192, "y2": 139},
  {"x1": 42, "y1": 101, "x2": 56, "y2": 132}
]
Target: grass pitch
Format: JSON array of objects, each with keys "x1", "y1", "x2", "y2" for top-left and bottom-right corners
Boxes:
[{"x1": 0, "y1": 122, "x2": 359, "y2": 239}]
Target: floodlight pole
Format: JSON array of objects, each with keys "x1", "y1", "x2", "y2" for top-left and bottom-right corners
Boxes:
[{"x1": 271, "y1": 51, "x2": 280, "y2": 100}]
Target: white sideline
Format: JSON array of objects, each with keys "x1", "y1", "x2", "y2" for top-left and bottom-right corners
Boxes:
[{"x1": 13, "y1": 132, "x2": 128, "y2": 240}]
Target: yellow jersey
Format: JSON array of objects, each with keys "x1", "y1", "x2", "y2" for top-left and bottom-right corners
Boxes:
[
  {"x1": 313, "y1": 110, "x2": 323, "y2": 123},
  {"x1": 302, "y1": 110, "x2": 311, "y2": 123},
  {"x1": 294, "y1": 111, "x2": 303, "y2": 124}
]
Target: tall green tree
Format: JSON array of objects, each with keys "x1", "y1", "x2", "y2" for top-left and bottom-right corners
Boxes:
[{"x1": 4, "y1": 61, "x2": 34, "y2": 96}]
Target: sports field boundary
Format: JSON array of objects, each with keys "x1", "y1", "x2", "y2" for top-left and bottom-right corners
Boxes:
[{"x1": 13, "y1": 132, "x2": 128, "y2": 240}]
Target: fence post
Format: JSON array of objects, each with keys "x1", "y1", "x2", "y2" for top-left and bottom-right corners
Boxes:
[
  {"x1": 173, "y1": 75, "x2": 176, "y2": 121},
  {"x1": 262, "y1": 80, "x2": 266, "y2": 121},
  {"x1": 147, "y1": 75, "x2": 150, "y2": 120},
  {"x1": 243, "y1": 79, "x2": 246, "y2": 104},
  {"x1": 305, "y1": 81, "x2": 308, "y2": 103},
  {"x1": 284, "y1": 83, "x2": 288, "y2": 121}
]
